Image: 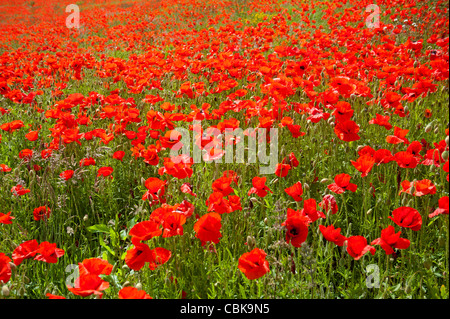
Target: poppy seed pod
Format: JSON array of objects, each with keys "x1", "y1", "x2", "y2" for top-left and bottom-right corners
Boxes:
[{"x1": 2, "y1": 285, "x2": 9, "y2": 297}]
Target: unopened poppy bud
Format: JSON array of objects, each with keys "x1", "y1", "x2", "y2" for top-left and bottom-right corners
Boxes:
[
  {"x1": 9, "y1": 262, "x2": 16, "y2": 272},
  {"x1": 264, "y1": 217, "x2": 268, "y2": 225},
  {"x1": 18, "y1": 286, "x2": 25, "y2": 296},
  {"x1": 442, "y1": 151, "x2": 449, "y2": 161},
  {"x1": 303, "y1": 183, "x2": 310, "y2": 191},
  {"x1": 329, "y1": 122, "x2": 335, "y2": 127},
  {"x1": 123, "y1": 281, "x2": 131, "y2": 288},
  {"x1": 320, "y1": 178, "x2": 330, "y2": 183},
  {"x1": 445, "y1": 136, "x2": 449, "y2": 146},
  {"x1": 425, "y1": 123, "x2": 433, "y2": 133},
  {"x1": 356, "y1": 145, "x2": 365, "y2": 153},
  {"x1": 246, "y1": 235, "x2": 256, "y2": 250},
  {"x1": 2, "y1": 285, "x2": 10, "y2": 297},
  {"x1": 83, "y1": 215, "x2": 88, "y2": 222},
  {"x1": 135, "y1": 283, "x2": 143, "y2": 290},
  {"x1": 401, "y1": 195, "x2": 409, "y2": 206},
  {"x1": 23, "y1": 276, "x2": 30, "y2": 284},
  {"x1": 366, "y1": 208, "x2": 373, "y2": 215},
  {"x1": 249, "y1": 197, "x2": 258, "y2": 203},
  {"x1": 434, "y1": 126, "x2": 439, "y2": 134},
  {"x1": 141, "y1": 177, "x2": 146, "y2": 187}
]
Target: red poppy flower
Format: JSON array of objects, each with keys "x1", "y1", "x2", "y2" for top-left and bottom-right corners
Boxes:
[
  {"x1": 289, "y1": 152, "x2": 299, "y2": 167},
  {"x1": 142, "y1": 177, "x2": 167, "y2": 204},
  {"x1": 60, "y1": 170, "x2": 74, "y2": 181},
  {"x1": 284, "y1": 182, "x2": 303, "y2": 201},
  {"x1": 161, "y1": 212, "x2": 186, "y2": 238},
  {"x1": 97, "y1": 166, "x2": 114, "y2": 178},
  {"x1": 394, "y1": 151, "x2": 419, "y2": 169},
  {"x1": 429, "y1": 196, "x2": 449, "y2": 218},
  {"x1": 148, "y1": 247, "x2": 172, "y2": 270},
  {"x1": 113, "y1": 150, "x2": 125, "y2": 161},
  {"x1": 25, "y1": 130, "x2": 39, "y2": 142},
  {"x1": 0, "y1": 253, "x2": 12, "y2": 284},
  {"x1": 332, "y1": 101, "x2": 354, "y2": 122},
  {"x1": 125, "y1": 242, "x2": 153, "y2": 271},
  {"x1": 78, "y1": 258, "x2": 113, "y2": 278},
  {"x1": 206, "y1": 192, "x2": 233, "y2": 214},
  {"x1": 46, "y1": 293, "x2": 66, "y2": 299},
  {"x1": 345, "y1": 236, "x2": 376, "y2": 260},
  {"x1": 33, "y1": 206, "x2": 51, "y2": 221},
  {"x1": 334, "y1": 120, "x2": 360, "y2": 142},
  {"x1": 80, "y1": 157, "x2": 96, "y2": 167},
  {"x1": 319, "y1": 224, "x2": 347, "y2": 246},
  {"x1": 319, "y1": 194, "x2": 339, "y2": 214},
  {"x1": 129, "y1": 220, "x2": 162, "y2": 244},
  {"x1": 282, "y1": 208, "x2": 310, "y2": 247},
  {"x1": 369, "y1": 113, "x2": 392, "y2": 130},
  {"x1": 327, "y1": 173, "x2": 358, "y2": 194},
  {"x1": 413, "y1": 179, "x2": 437, "y2": 196},
  {"x1": 386, "y1": 126, "x2": 410, "y2": 145},
  {"x1": 67, "y1": 274, "x2": 110, "y2": 298},
  {"x1": 34, "y1": 242, "x2": 65, "y2": 263},
  {"x1": 301, "y1": 198, "x2": 325, "y2": 223},
  {"x1": 119, "y1": 287, "x2": 152, "y2": 299},
  {"x1": 351, "y1": 154, "x2": 375, "y2": 178},
  {"x1": 158, "y1": 155, "x2": 193, "y2": 179},
  {"x1": 238, "y1": 248, "x2": 270, "y2": 280},
  {"x1": 275, "y1": 163, "x2": 291, "y2": 178},
  {"x1": 0, "y1": 211, "x2": 14, "y2": 224},
  {"x1": 193, "y1": 212, "x2": 222, "y2": 246},
  {"x1": 212, "y1": 176, "x2": 234, "y2": 197},
  {"x1": 248, "y1": 176, "x2": 273, "y2": 198},
  {"x1": 180, "y1": 183, "x2": 197, "y2": 197},
  {"x1": 374, "y1": 149, "x2": 394, "y2": 165},
  {"x1": 388, "y1": 207, "x2": 422, "y2": 231},
  {"x1": 371, "y1": 225, "x2": 410, "y2": 255},
  {"x1": 12, "y1": 239, "x2": 39, "y2": 266}
]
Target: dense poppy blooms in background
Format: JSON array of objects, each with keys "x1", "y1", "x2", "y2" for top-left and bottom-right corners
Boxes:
[{"x1": 238, "y1": 248, "x2": 270, "y2": 280}]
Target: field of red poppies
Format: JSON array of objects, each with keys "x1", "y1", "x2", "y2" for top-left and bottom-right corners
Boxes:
[{"x1": 0, "y1": 0, "x2": 449, "y2": 300}]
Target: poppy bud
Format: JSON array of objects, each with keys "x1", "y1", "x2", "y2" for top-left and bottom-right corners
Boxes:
[
  {"x1": 320, "y1": 178, "x2": 330, "y2": 183},
  {"x1": 83, "y1": 215, "x2": 88, "y2": 222},
  {"x1": 24, "y1": 276, "x2": 30, "y2": 284},
  {"x1": 366, "y1": 208, "x2": 373, "y2": 215},
  {"x1": 2, "y1": 285, "x2": 9, "y2": 297},
  {"x1": 246, "y1": 235, "x2": 256, "y2": 250},
  {"x1": 445, "y1": 136, "x2": 449, "y2": 146},
  {"x1": 264, "y1": 218, "x2": 268, "y2": 225},
  {"x1": 141, "y1": 177, "x2": 146, "y2": 187},
  {"x1": 425, "y1": 123, "x2": 433, "y2": 133},
  {"x1": 402, "y1": 195, "x2": 409, "y2": 206},
  {"x1": 18, "y1": 286, "x2": 25, "y2": 296},
  {"x1": 434, "y1": 126, "x2": 439, "y2": 134},
  {"x1": 303, "y1": 183, "x2": 310, "y2": 191},
  {"x1": 123, "y1": 281, "x2": 131, "y2": 288},
  {"x1": 135, "y1": 283, "x2": 142, "y2": 290},
  {"x1": 442, "y1": 151, "x2": 449, "y2": 161}
]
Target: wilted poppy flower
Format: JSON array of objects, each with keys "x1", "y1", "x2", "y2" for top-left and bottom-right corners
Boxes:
[
  {"x1": 284, "y1": 182, "x2": 303, "y2": 201},
  {"x1": 193, "y1": 212, "x2": 222, "y2": 246},
  {"x1": 11, "y1": 184, "x2": 31, "y2": 196},
  {"x1": 388, "y1": 207, "x2": 422, "y2": 231},
  {"x1": 0, "y1": 253, "x2": 12, "y2": 284},
  {"x1": 327, "y1": 173, "x2": 358, "y2": 194},
  {"x1": 248, "y1": 176, "x2": 273, "y2": 198},
  {"x1": 119, "y1": 286, "x2": 152, "y2": 299},
  {"x1": 33, "y1": 206, "x2": 51, "y2": 221},
  {"x1": 319, "y1": 194, "x2": 338, "y2": 214},
  {"x1": 238, "y1": 248, "x2": 270, "y2": 280},
  {"x1": 0, "y1": 211, "x2": 14, "y2": 224},
  {"x1": 371, "y1": 225, "x2": 410, "y2": 255},
  {"x1": 180, "y1": 183, "x2": 197, "y2": 197},
  {"x1": 345, "y1": 236, "x2": 376, "y2": 260},
  {"x1": 60, "y1": 170, "x2": 74, "y2": 181},
  {"x1": 282, "y1": 208, "x2": 310, "y2": 247},
  {"x1": 319, "y1": 224, "x2": 347, "y2": 246},
  {"x1": 429, "y1": 196, "x2": 449, "y2": 218}
]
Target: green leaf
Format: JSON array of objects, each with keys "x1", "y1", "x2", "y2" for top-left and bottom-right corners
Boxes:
[
  {"x1": 87, "y1": 224, "x2": 110, "y2": 234},
  {"x1": 99, "y1": 236, "x2": 115, "y2": 256}
]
